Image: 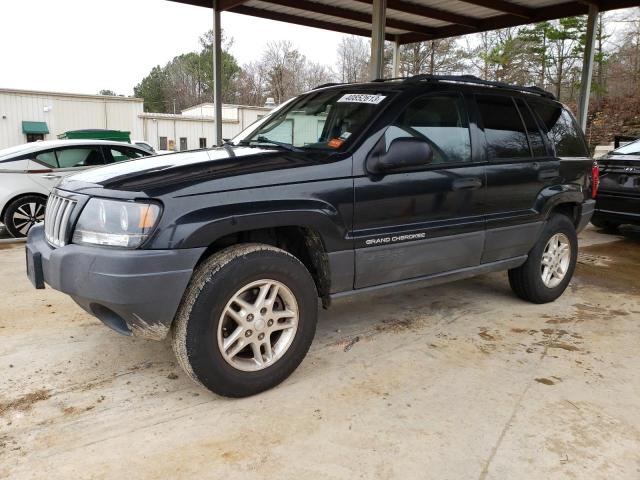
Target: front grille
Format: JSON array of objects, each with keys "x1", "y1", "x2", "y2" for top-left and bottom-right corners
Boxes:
[{"x1": 44, "y1": 194, "x2": 76, "y2": 247}]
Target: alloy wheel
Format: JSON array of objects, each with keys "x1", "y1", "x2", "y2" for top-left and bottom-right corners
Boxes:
[{"x1": 217, "y1": 279, "x2": 299, "y2": 372}]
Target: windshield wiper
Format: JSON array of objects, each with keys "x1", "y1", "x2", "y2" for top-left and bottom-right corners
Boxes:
[{"x1": 249, "y1": 136, "x2": 302, "y2": 152}]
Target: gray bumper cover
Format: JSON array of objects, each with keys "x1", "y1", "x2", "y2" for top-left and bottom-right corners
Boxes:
[
  {"x1": 27, "y1": 224, "x2": 205, "y2": 340},
  {"x1": 577, "y1": 199, "x2": 596, "y2": 233}
]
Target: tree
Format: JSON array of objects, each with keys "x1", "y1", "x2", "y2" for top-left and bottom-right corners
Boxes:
[
  {"x1": 98, "y1": 89, "x2": 117, "y2": 96},
  {"x1": 397, "y1": 38, "x2": 466, "y2": 77},
  {"x1": 134, "y1": 30, "x2": 241, "y2": 112},
  {"x1": 134, "y1": 66, "x2": 169, "y2": 112},
  {"x1": 336, "y1": 36, "x2": 369, "y2": 83}
]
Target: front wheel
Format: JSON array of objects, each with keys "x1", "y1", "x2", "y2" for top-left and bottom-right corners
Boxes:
[
  {"x1": 508, "y1": 214, "x2": 578, "y2": 304},
  {"x1": 3, "y1": 195, "x2": 46, "y2": 238},
  {"x1": 172, "y1": 243, "x2": 318, "y2": 397}
]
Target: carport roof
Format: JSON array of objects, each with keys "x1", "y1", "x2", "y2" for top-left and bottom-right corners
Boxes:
[{"x1": 169, "y1": 0, "x2": 640, "y2": 44}]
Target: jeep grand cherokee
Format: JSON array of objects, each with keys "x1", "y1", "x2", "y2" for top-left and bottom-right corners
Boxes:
[{"x1": 26, "y1": 75, "x2": 596, "y2": 397}]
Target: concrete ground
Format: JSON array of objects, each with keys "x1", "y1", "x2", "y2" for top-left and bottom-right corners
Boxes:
[{"x1": 1, "y1": 226, "x2": 639, "y2": 479}]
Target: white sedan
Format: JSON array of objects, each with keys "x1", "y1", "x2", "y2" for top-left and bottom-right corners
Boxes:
[{"x1": 0, "y1": 140, "x2": 150, "y2": 237}]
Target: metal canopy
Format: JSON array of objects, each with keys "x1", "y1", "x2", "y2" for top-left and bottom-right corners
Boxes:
[
  {"x1": 168, "y1": 0, "x2": 640, "y2": 143},
  {"x1": 170, "y1": 0, "x2": 639, "y2": 44}
]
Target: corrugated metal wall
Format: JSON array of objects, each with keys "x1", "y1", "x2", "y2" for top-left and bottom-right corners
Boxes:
[
  {"x1": 0, "y1": 89, "x2": 144, "y2": 149},
  {"x1": 0, "y1": 89, "x2": 272, "y2": 151}
]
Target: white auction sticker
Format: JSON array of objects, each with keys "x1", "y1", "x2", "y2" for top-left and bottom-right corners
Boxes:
[{"x1": 337, "y1": 93, "x2": 387, "y2": 104}]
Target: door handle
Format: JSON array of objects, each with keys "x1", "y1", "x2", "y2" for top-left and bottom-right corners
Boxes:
[
  {"x1": 41, "y1": 174, "x2": 62, "y2": 179},
  {"x1": 452, "y1": 177, "x2": 482, "y2": 190}
]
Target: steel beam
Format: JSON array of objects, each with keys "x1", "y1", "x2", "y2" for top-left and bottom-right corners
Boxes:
[
  {"x1": 370, "y1": 0, "x2": 387, "y2": 80},
  {"x1": 578, "y1": 4, "x2": 598, "y2": 132},
  {"x1": 392, "y1": 36, "x2": 401, "y2": 77},
  {"x1": 212, "y1": 0, "x2": 223, "y2": 146}
]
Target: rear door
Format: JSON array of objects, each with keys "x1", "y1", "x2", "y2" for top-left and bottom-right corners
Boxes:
[
  {"x1": 353, "y1": 92, "x2": 486, "y2": 289},
  {"x1": 478, "y1": 94, "x2": 557, "y2": 263}
]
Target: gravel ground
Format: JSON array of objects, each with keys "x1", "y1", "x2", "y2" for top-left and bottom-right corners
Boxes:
[{"x1": 1, "y1": 225, "x2": 639, "y2": 479}]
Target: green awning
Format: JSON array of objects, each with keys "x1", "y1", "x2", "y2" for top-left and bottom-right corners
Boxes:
[{"x1": 22, "y1": 121, "x2": 49, "y2": 135}]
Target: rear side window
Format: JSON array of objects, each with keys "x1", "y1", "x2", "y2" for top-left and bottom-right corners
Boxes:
[
  {"x1": 385, "y1": 94, "x2": 472, "y2": 164},
  {"x1": 107, "y1": 147, "x2": 145, "y2": 163},
  {"x1": 476, "y1": 95, "x2": 530, "y2": 159},
  {"x1": 56, "y1": 147, "x2": 105, "y2": 168},
  {"x1": 515, "y1": 99, "x2": 547, "y2": 157},
  {"x1": 529, "y1": 102, "x2": 589, "y2": 157}
]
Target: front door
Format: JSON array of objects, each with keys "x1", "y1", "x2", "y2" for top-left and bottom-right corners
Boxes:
[{"x1": 353, "y1": 93, "x2": 486, "y2": 289}]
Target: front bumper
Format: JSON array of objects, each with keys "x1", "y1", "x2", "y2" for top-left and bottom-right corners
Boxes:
[
  {"x1": 576, "y1": 199, "x2": 596, "y2": 233},
  {"x1": 26, "y1": 224, "x2": 205, "y2": 340}
]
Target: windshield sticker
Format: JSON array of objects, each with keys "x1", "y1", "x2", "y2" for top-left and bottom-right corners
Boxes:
[
  {"x1": 337, "y1": 94, "x2": 387, "y2": 105},
  {"x1": 328, "y1": 138, "x2": 344, "y2": 149}
]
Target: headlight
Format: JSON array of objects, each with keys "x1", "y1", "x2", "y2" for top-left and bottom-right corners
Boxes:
[{"x1": 72, "y1": 198, "x2": 161, "y2": 248}]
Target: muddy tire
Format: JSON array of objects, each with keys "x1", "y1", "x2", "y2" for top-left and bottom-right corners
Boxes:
[
  {"x1": 172, "y1": 243, "x2": 318, "y2": 397},
  {"x1": 590, "y1": 216, "x2": 620, "y2": 232},
  {"x1": 508, "y1": 214, "x2": 578, "y2": 304},
  {"x1": 3, "y1": 195, "x2": 46, "y2": 238}
]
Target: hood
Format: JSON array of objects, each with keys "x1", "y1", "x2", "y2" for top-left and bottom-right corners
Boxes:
[{"x1": 61, "y1": 146, "x2": 334, "y2": 194}]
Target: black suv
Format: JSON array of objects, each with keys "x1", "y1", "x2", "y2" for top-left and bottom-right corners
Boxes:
[
  {"x1": 26, "y1": 75, "x2": 596, "y2": 397},
  {"x1": 591, "y1": 138, "x2": 640, "y2": 230}
]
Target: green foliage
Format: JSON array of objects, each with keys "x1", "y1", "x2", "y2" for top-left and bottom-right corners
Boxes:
[
  {"x1": 97, "y1": 89, "x2": 117, "y2": 96},
  {"x1": 134, "y1": 30, "x2": 241, "y2": 113}
]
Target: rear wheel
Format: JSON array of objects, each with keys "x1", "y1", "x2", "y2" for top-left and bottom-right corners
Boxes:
[
  {"x1": 508, "y1": 214, "x2": 578, "y2": 304},
  {"x1": 172, "y1": 243, "x2": 318, "y2": 397},
  {"x1": 3, "y1": 195, "x2": 46, "y2": 238}
]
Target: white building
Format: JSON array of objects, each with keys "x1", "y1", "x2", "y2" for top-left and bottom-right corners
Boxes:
[{"x1": 0, "y1": 88, "x2": 272, "y2": 151}]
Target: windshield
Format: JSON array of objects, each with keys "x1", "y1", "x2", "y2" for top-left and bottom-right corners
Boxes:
[
  {"x1": 232, "y1": 90, "x2": 392, "y2": 151},
  {"x1": 612, "y1": 138, "x2": 640, "y2": 155}
]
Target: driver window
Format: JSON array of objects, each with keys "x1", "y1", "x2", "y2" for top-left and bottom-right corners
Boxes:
[{"x1": 385, "y1": 95, "x2": 472, "y2": 164}]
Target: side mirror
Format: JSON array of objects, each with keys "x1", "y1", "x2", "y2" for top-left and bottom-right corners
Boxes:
[{"x1": 367, "y1": 137, "x2": 434, "y2": 174}]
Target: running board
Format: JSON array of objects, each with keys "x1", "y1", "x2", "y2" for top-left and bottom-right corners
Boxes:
[{"x1": 330, "y1": 256, "x2": 528, "y2": 300}]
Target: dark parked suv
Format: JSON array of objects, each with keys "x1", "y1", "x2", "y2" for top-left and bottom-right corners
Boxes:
[
  {"x1": 591, "y1": 138, "x2": 640, "y2": 230},
  {"x1": 26, "y1": 75, "x2": 596, "y2": 397}
]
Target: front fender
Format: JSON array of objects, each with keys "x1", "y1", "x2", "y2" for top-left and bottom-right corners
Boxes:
[{"x1": 154, "y1": 198, "x2": 350, "y2": 251}]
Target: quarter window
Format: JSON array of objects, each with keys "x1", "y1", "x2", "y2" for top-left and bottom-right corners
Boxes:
[
  {"x1": 477, "y1": 95, "x2": 530, "y2": 159},
  {"x1": 34, "y1": 151, "x2": 57, "y2": 168},
  {"x1": 530, "y1": 102, "x2": 589, "y2": 157},
  {"x1": 385, "y1": 95, "x2": 472, "y2": 164}
]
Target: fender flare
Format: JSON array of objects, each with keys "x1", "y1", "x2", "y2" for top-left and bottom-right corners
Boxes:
[{"x1": 163, "y1": 198, "x2": 349, "y2": 251}]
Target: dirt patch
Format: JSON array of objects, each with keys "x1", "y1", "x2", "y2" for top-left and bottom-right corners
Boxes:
[
  {"x1": 0, "y1": 389, "x2": 51, "y2": 415},
  {"x1": 546, "y1": 342, "x2": 581, "y2": 352},
  {"x1": 576, "y1": 239, "x2": 640, "y2": 293},
  {"x1": 535, "y1": 378, "x2": 555, "y2": 385},
  {"x1": 478, "y1": 331, "x2": 495, "y2": 341}
]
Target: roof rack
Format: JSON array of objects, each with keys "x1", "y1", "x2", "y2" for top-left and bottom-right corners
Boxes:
[
  {"x1": 313, "y1": 82, "x2": 345, "y2": 90},
  {"x1": 403, "y1": 74, "x2": 556, "y2": 100}
]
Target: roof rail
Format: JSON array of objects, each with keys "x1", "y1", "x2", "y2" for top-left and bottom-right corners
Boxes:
[
  {"x1": 403, "y1": 74, "x2": 556, "y2": 100},
  {"x1": 313, "y1": 82, "x2": 345, "y2": 90}
]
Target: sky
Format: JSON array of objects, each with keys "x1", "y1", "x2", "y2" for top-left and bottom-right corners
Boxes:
[{"x1": 0, "y1": 0, "x2": 348, "y2": 96}]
